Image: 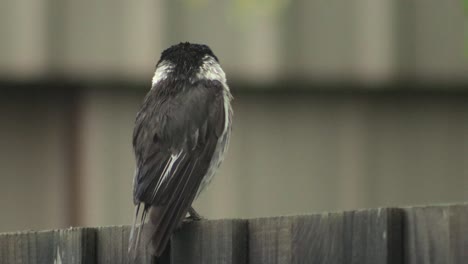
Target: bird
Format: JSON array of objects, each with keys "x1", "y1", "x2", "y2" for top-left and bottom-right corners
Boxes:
[{"x1": 128, "y1": 42, "x2": 233, "y2": 261}]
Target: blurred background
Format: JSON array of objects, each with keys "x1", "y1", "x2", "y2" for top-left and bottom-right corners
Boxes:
[{"x1": 0, "y1": 0, "x2": 467, "y2": 233}]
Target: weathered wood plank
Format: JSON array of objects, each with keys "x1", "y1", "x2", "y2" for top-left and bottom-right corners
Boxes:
[
  {"x1": 248, "y1": 208, "x2": 403, "y2": 264},
  {"x1": 2, "y1": 203, "x2": 468, "y2": 263},
  {"x1": 171, "y1": 219, "x2": 248, "y2": 264},
  {"x1": 96, "y1": 225, "x2": 157, "y2": 264},
  {"x1": 404, "y1": 204, "x2": 468, "y2": 264},
  {"x1": 0, "y1": 227, "x2": 95, "y2": 264},
  {"x1": 248, "y1": 216, "x2": 292, "y2": 264}
]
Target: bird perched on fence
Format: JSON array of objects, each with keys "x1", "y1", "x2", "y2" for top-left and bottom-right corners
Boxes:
[{"x1": 128, "y1": 42, "x2": 233, "y2": 261}]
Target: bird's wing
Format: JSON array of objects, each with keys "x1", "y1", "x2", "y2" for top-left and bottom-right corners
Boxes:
[{"x1": 129, "y1": 79, "x2": 226, "y2": 257}]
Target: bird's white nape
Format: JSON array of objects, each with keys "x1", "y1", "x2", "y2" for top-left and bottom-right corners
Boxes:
[
  {"x1": 152, "y1": 61, "x2": 174, "y2": 87},
  {"x1": 196, "y1": 56, "x2": 228, "y2": 89}
]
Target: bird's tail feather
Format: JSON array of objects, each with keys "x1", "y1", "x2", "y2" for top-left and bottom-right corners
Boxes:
[
  {"x1": 131, "y1": 141, "x2": 217, "y2": 259},
  {"x1": 148, "y1": 158, "x2": 204, "y2": 256},
  {"x1": 148, "y1": 185, "x2": 195, "y2": 256}
]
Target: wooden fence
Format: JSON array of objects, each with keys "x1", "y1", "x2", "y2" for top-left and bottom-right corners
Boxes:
[{"x1": 0, "y1": 203, "x2": 467, "y2": 264}]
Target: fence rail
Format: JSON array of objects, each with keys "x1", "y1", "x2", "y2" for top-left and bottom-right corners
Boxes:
[{"x1": 0, "y1": 203, "x2": 467, "y2": 264}]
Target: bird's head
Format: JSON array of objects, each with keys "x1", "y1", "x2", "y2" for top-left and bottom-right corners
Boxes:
[{"x1": 151, "y1": 42, "x2": 226, "y2": 87}]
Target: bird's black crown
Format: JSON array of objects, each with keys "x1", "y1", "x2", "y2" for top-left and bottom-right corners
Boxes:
[{"x1": 158, "y1": 42, "x2": 218, "y2": 72}]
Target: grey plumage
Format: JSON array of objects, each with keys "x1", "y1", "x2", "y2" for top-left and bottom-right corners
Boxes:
[{"x1": 128, "y1": 43, "x2": 233, "y2": 260}]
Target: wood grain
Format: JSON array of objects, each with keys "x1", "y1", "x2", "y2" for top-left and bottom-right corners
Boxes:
[
  {"x1": 0, "y1": 227, "x2": 95, "y2": 264},
  {"x1": 1, "y1": 204, "x2": 467, "y2": 264},
  {"x1": 249, "y1": 208, "x2": 403, "y2": 264},
  {"x1": 171, "y1": 219, "x2": 248, "y2": 264},
  {"x1": 404, "y1": 204, "x2": 468, "y2": 264},
  {"x1": 96, "y1": 225, "x2": 157, "y2": 264}
]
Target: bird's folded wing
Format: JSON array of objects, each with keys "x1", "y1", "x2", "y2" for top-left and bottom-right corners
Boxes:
[{"x1": 130, "y1": 79, "x2": 226, "y2": 256}]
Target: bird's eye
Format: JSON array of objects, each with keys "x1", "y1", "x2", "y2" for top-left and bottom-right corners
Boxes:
[{"x1": 153, "y1": 133, "x2": 159, "y2": 143}]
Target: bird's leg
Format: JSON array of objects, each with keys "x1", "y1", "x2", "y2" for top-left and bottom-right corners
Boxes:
[
  {"x1": 177, "y1": 207, "x2": 203, "y2": 231},
  {"x1": 187, "y1": 206, "x2": 203, "y2": 221}
]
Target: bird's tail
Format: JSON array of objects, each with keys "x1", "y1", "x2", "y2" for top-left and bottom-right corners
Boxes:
[
  {"x1": 129, "y1": 152, "x2": 213, "y2": 260},
  {"x1": 148, "y1": 203, "x2": 186, "y2": 257},
  {"x1": 127, "y1": 203, "x2": 184, "y2": 262},
  {"x1": 146, "y1": 157, "x2": 207, "y2": 257}
]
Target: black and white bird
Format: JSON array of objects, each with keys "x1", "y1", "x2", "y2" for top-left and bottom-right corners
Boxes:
[{"x1": 128, "y1": 42, "x2": 233, "y2": 260}]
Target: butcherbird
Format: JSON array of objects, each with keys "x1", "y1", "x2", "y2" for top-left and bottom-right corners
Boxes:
[{"x1": 128, "y1": 42, "x2": 233, "y2": 261}]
